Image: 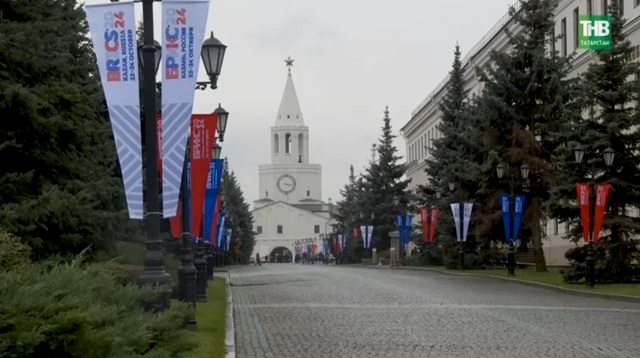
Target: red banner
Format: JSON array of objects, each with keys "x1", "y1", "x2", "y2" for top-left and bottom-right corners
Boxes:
[
  {"x1": 352, "y1": 227, "x2": 359, "y2": 242},
  {"x1": 593, "y1": 183, "x2": 611, "y2": 243},
  {"x1": 420, "y1": 207, "x2": 429, "y2": 242},
  {"x1": 190, "y1": 114, "x2": 218, "y2": 238},
  {"x1": 576, "y1": 183, "x2": 591, "y2": 243},
  {"x1": 429, "y1": 208, "x2": 439, "y2": 242},
  {"x1": 333, "y1": 236, "x2": 338, "y2": 253},
  {"x1": 157, "y1": 115, "x2": 181, "y2": 239}
]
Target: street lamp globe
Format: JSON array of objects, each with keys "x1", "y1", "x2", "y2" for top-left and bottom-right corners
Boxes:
[
  {"x1": 212, "y1": 142, "x2": 222, "y2": 159},
  {"x1": 574, "y1": 146, "x2": 586, "y2": 164},
  {"x1": 496, "y1": 163, "x2": 506, "y2": 179},
  {"x1": 448, "y1": 182, "x2": 456, "y2": 192},
  {"x1": 137, "y1": 40, "x2": 162, "y2": 76},
  {"x1": 214, "y1": 103, "x2": 229, "y2": 142},
  {"x1": 520, "y1": 164, "x2": 530, "y2": 180},
  {"x1": 603, "y1": 147, "x2": 615, "y2": 167},
  {"x1": 201, "y1": 32, "x2": 227, "y2": 89}
]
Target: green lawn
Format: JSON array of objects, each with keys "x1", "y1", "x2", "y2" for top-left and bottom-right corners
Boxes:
[
  {"x1": 446, "y1": 266, "x2": 640, "y2": 297},
  {"x1": 187, "y1": 278, "x2": 227, "y2": 358}
]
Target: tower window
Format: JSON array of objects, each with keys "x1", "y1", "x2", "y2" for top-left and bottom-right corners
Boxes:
[
  {"x1": 265, "y1": 190, "x2": 269, "y2": 197},
  {"x1": 287, "y1": 115, "x2": 290, "y2": 118},
  {"x1": 285, "y1": 133, "x2": 292, "y2": 154},
  {"x1": 256, "y1": 226, "x2": 263, "y2": 234},
  {"x1": 274, "y1": 134, "x2": 279, "y2": 154},
  {"x1": 314, "y1": 225, "x2": 320, "y2": 234},
  {"x1": 277, "y1": 225, "x2": 283, "y2": 234},
  {"x1": 307, "y1": 190, "x2": 310, "y2": 196}
]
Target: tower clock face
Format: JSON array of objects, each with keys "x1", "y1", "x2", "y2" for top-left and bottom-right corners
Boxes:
[{"x1": 277, "y1": 174, "x2": 296, "y2": 195}]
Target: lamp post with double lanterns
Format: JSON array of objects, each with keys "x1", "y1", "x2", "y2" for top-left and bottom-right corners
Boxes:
[
  {"x1": 110, "y1": 0, "x2": 223, "y2": 311},
  {"x1": 131, "y1": 9, "x2": 228, "y2": 308},
  {"x1": 496, "y1": 163, "x2": 530, "y2": 276},
  {"x1": 573, "y1": 145, "x2": 615, "y2": 288}
]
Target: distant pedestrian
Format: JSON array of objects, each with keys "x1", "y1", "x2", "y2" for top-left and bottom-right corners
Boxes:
[{"x1": 255, "y1": 253, "x2": 261, "y2": 266}]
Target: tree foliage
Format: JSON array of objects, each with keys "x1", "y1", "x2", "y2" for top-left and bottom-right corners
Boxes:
[
  {"x1": 0, "y1": 0, "x2": 138, "y2": 259},
  {"x1": 549, "y1": 0, "x2": 640, "y2": 282},
  {"x1": 221, "y1": 160, "x2": 255, "y2": 264},
  {"x1": 471, "y1": 0, "x2": 571, "y2": 271}
]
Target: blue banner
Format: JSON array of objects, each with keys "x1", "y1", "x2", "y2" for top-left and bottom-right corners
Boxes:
[
  {"x1": 512, "y1": 195, "x2": 526, "y2": 242},
  {"x1": 405, "y1": 214, "x2": 413, "y2": 244},
  {"x1": 215, "y1": 211, "x2": 225, "y2": 247},
  {"x1": 203, "y1": 158, "x2": 224, "y2": 243},
  {"x1": 395, "y1": 214, "x2": 404, "y2": 244},
  {"x1": 499, "y1": 194, "x2": 511, "y2": 242}
]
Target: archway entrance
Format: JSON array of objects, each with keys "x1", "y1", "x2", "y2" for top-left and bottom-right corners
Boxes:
[{"x1": 269, "y1": 247, "x2": 292, "y2": 263}]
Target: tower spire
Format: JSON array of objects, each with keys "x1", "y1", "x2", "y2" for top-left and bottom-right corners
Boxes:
[{"x1": 275, "y1": 57, "x2": 304, "y2": 126}]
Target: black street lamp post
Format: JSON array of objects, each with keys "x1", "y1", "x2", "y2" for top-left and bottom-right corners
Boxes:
[
  {"x1": 134, "y1": 0, "x2": 171, "y2": 312},
  {"x1": 574, "y1": 146, "x2": 615, "y2": 288},
  {"x1": 120, "y1": 0, "x2": 228, "y2": 311},
  {"x1": 496, "y1": 163, "x2": 530, "y2": 276}
]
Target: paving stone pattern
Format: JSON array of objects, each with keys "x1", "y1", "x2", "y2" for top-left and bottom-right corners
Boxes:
[{"x1": 230, "y1": 264, "x2": 640, "y2": 358}]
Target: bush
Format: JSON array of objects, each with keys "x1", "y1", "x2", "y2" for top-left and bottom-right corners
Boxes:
[
  {"x1": 0, "y1": 259, "x2": 198, "y2": 357},
  {"x1": 93, "y1": 261, "x2": 143, "y2": 285},
  {"x1": 562, "y1": 241, "x2": 640, "y2": 283},
  {"x1": 0, "y1": 229, "x2": 31, "y2": 271}
]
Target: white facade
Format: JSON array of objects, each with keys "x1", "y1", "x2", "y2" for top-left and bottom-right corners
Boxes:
[
  {"x1": 401, "y1": 0, "x2": 640, "y2": 266},
  {"x1": 251, "y1": 62, "x2": 334, "y2": 258}
]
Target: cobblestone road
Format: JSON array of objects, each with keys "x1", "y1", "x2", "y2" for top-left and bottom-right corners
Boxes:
[{"x1": 230, "y1": 264, "x2": 640, "y2": 358}]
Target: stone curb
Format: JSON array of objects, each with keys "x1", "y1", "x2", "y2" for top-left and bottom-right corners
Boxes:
[
  {"x1": 354, "y1": 264, "x2": 640, "y2": 304},
  {"x1": 224, "y1": 271, "x2": 235, "y2": 358}
]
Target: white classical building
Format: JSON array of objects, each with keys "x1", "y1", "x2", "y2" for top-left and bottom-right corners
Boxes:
[
  {"x1": 251, "y1": 59, "x2": 335, "y2": 260},
  {"x1": 400, "y1": 0, "x2": 640, "y2": 266}
]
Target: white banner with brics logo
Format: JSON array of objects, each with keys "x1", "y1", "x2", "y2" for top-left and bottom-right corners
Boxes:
[
  {"x1": 85, "y1": 2, "x2": 143, "y2": 219},
  {"x1": 161, "y1": 0, "x2": 211, "y2": 217}
]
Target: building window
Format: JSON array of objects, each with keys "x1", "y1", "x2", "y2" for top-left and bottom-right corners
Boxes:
[
  {"x1": 561, "y1": 18, "x2": 567, "y2": 57},
  {"x1": 265, "y1": 190, "x2": 269, "y2": 197},
  {"x1": 588, "y1": 0, "x2": 593, "y2": 15},
  {"x1": 256, "y1": 226, "x2": 262, "y2": 234},
  {"x1": 554, "y1": 219, "x2": 559, "y2": 235},
  {"x1": 274, "y1": 134, "x2": 279, "y2": 154},
  {"x1": 636, "y1": 0, "x2": 640, "y2": 8},
  {"x1": 602, "y1": 0, "x2": 608, "y2": 14},
  {"x1": 565, "y1": 222, "x2": 570, "y2": 234},
  {"x1": 307, "y1": 190, "x2": 310, "y2": 197},
  {"x1": 636, "y1": 71, "x2": 640, "y2": 108},
  {"x1": 620, "y1": 0, "x2": 624, "y2": 15},
  {"x1": 277, "y1": 225, "x2": 283, "y2": 234},
  {"x1": 573, "y1": 7, "x2": 579, "y2": 50},
  {"x1": 314, "y1": 225, "x2": 320, "y2": 234}
]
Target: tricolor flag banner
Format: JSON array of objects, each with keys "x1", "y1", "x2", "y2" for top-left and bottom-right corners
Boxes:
[
  {"x1": 462, "y1": 203, "x2": 473, "y2": 242},
  {"x1": 226, "y1": 228, "x2": 232, "y2": 251},
  {"x1": 86, "y1": 2, "x2": 143, "y2": 219},
  {"x1": 451, "y1": 203, "x2": 461, "y2": 242},
  {"x1": 215, "y1": 211, "x2": 225, "y2": 247},
  {"x1": 161, "y1": 0, "x2": 211, "y2": 217}
]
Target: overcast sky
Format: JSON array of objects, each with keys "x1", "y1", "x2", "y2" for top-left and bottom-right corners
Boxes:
[{"x1": 86, "y1": 0, "x2": 512, "y2": 208}]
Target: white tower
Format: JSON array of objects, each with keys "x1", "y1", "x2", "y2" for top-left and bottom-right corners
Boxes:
[{"x1": 255, "y1": 57, "x2": 322, "y2": 208}]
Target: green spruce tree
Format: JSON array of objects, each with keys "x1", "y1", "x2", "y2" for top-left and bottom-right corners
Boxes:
[
  {"x1": 363, "y1": 107, "x2": 411, "y2": 250},
  {"x1": 550, "y1": 0, "x2": 640, "y2": 282},
  {"x1": 0, "y1": 0, "x2": 134, "y2": 258},
  {"x1": 221, "y1": 160, "x2": 256, "y2": 264},
  {"x1": 422, "y1": 44, "x2": 485, "y2": 266},
  {"x1": 475, "y1": 0, "x2": 571, "y2": 271}
]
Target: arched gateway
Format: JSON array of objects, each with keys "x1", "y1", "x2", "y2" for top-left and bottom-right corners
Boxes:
[{"x1": 269, "y1": 247, "x2": 292, "y2": 263}]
